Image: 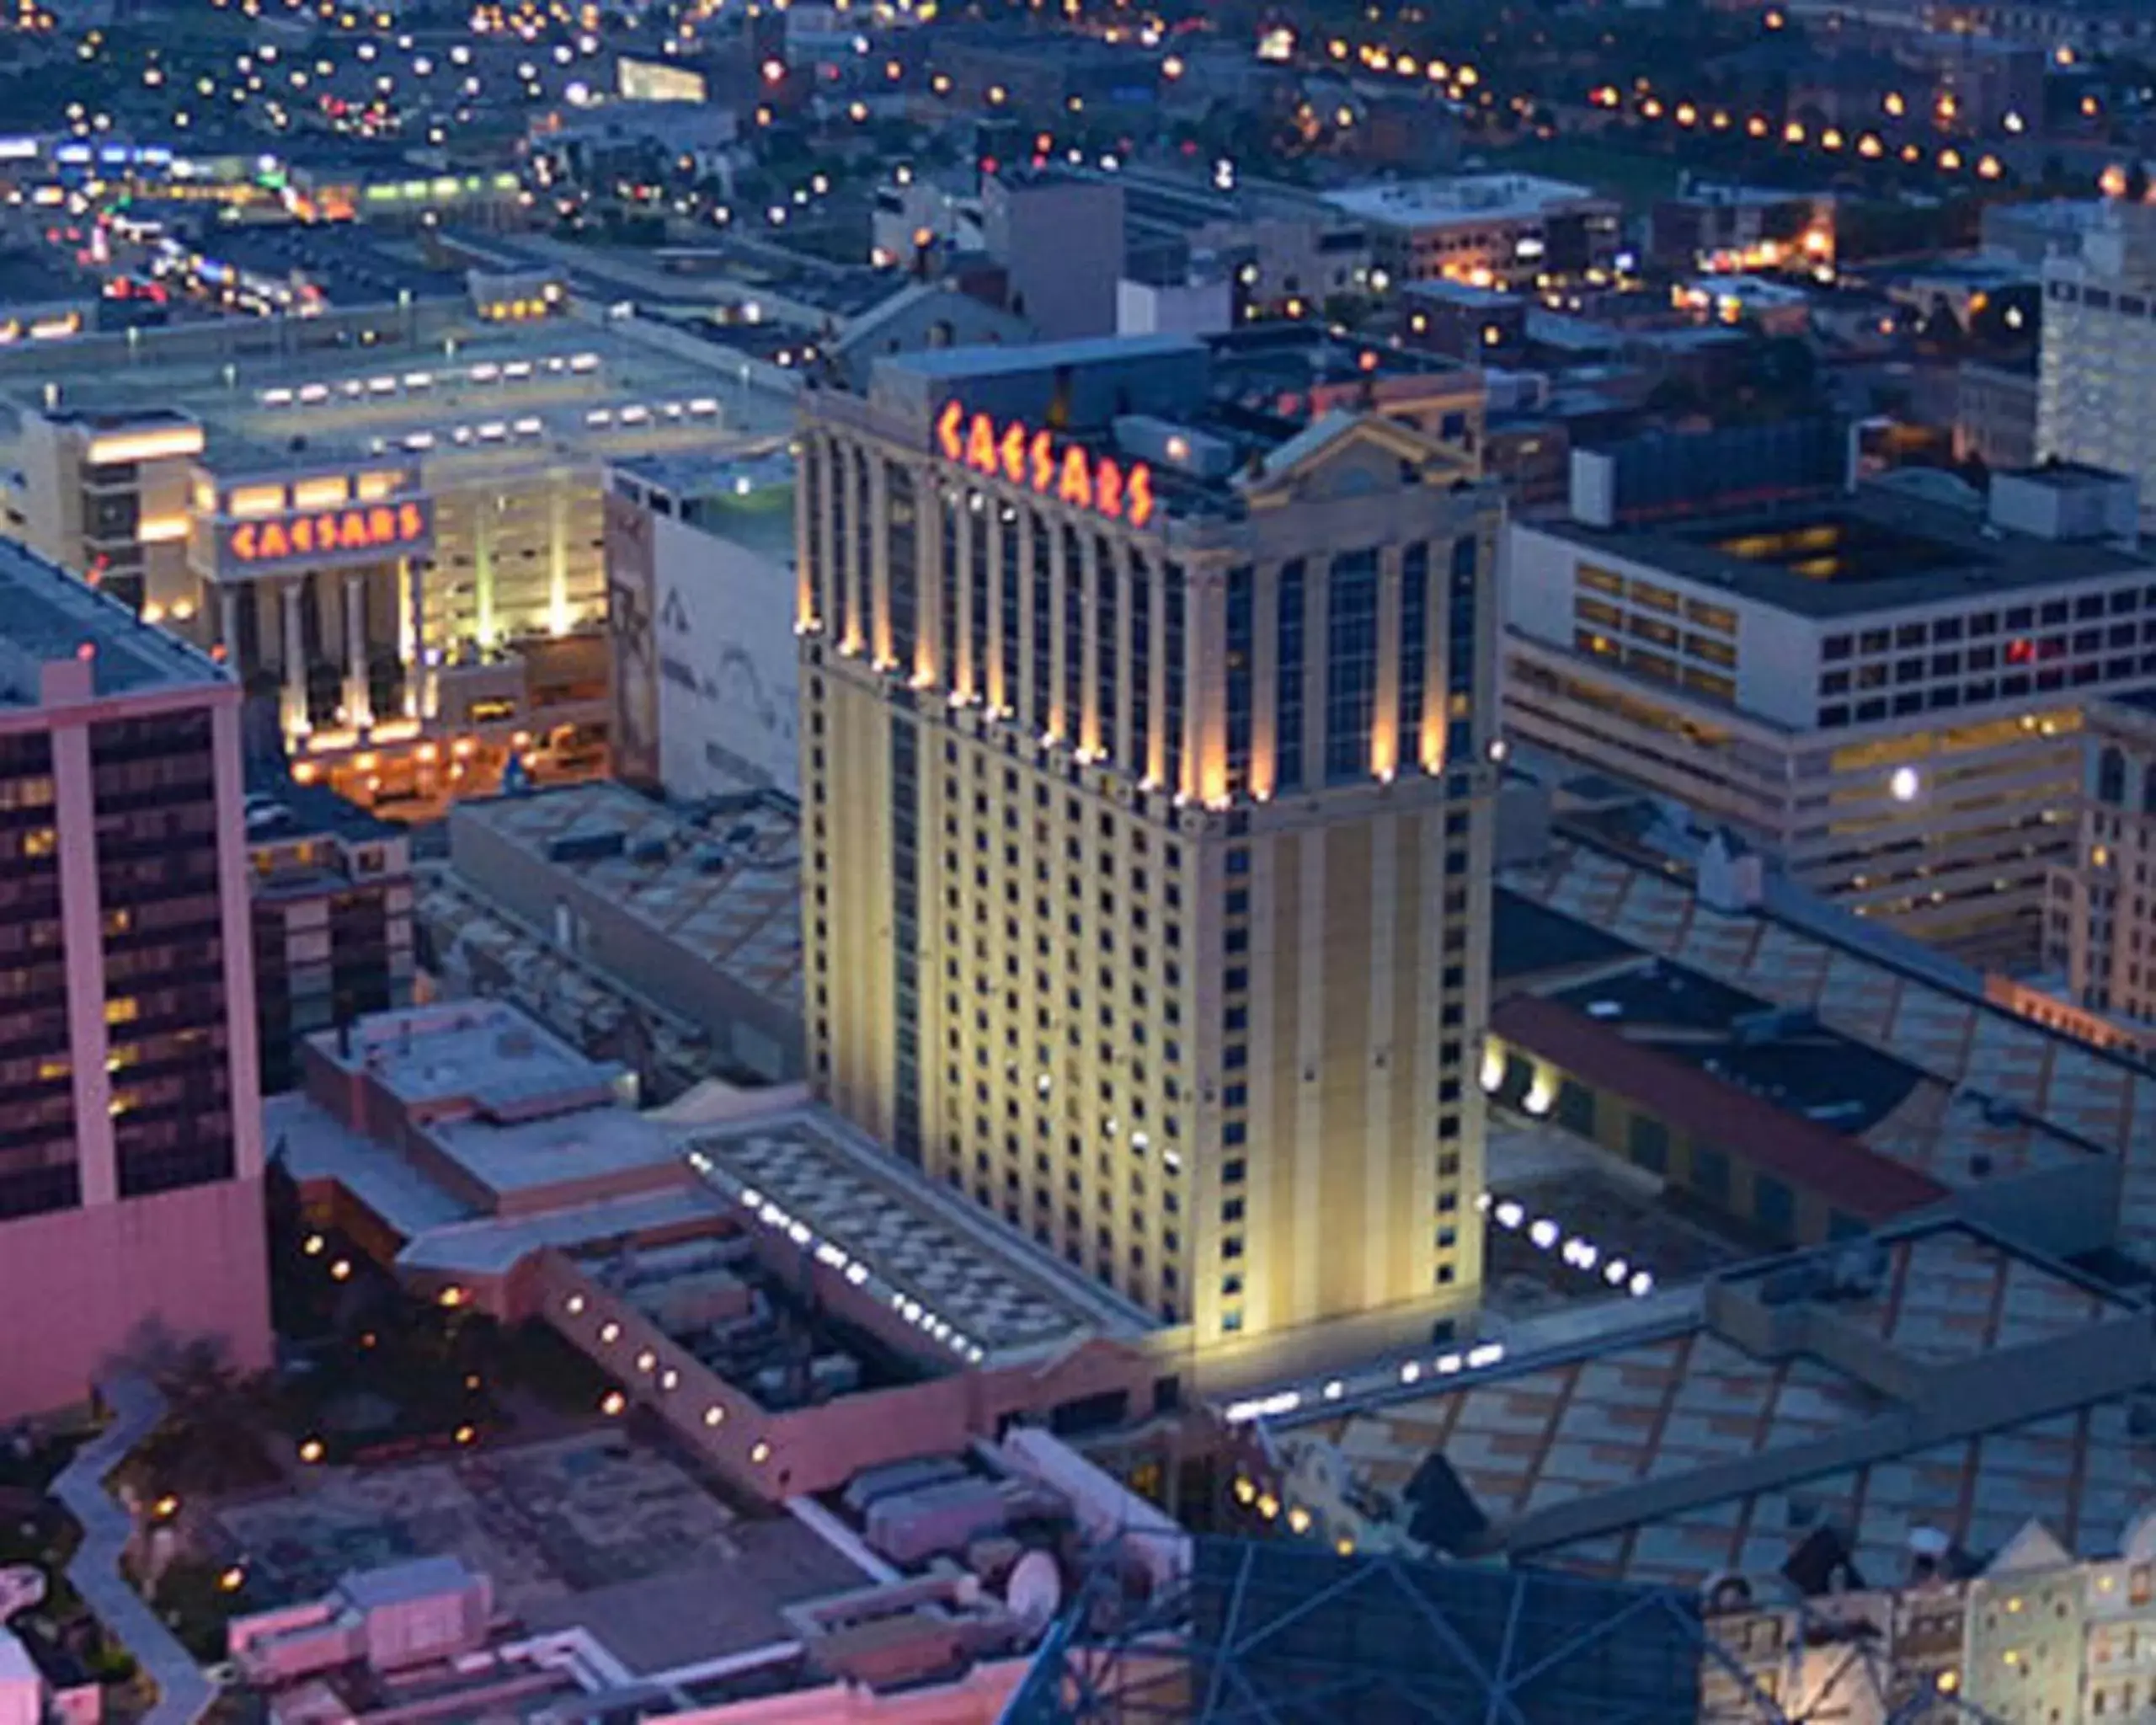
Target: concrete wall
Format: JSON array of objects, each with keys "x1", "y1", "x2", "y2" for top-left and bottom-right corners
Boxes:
[
  {"x1": 665, "y1": 1658, "x2": 1032, "y2": 1723},
  {"x1": 0, "y1": 1177, "x2": 271, "y2": 1420},
  {"x1": 1948, "y1": 1152, "x2": 2120, "y2": 1260},
  {"x1": 535, "y1": 1250, "x2": 1163, "y2": 1503},
  {"x1": 448, "y1": 811, "x2": 803, "y2": 1082},
  {"x1": 651, "y1": 508, "x2": 799, "y2": 798}
]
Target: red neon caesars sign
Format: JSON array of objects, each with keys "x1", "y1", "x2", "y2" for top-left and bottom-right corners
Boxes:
[
  {"x1": 937, "y1": 401, "x2": 1156, "y2": 529},
  {"x1": 224, "y1": 500, "x2": 430, "y2": 569}
]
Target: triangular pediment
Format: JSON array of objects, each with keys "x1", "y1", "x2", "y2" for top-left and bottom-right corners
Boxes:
[
  {"x1": 1238, "y1": 411, "x2": 1460, "y2": 508},
  {"x1": 1985, "y1": 1518, "x2": 2073, "y2": 1577}
]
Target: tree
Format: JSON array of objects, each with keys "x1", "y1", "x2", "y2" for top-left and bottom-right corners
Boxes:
[{"x1": 119, "y1": 1329, "x2": 273, "y2": 1502}]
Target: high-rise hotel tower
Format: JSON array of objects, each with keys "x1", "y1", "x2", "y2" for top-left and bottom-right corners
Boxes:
[
  {"x1": 0, "y1": 542, "x2": 270, "y2": 1418},
  {"x1": 796, "y1": 334, "x2": 1500, "y2": 1348}
]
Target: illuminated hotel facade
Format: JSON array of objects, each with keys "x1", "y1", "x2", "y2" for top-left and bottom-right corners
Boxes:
[
  {"x1": 0, "y1": 297, "x2": 795, "y2": 812},
  {"x1": 798, "y1": 334, "x2": 1500, "y2": 1347}
]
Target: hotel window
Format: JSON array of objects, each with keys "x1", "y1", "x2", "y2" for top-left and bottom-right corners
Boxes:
[
  {"x1": 1164, "y1": 568, "x2": 1186, "y2": 793},
  {"x1": 998, "y1": 511, "x2": 1022, "y2": 713},
  {"x1": 1277, "y1": 558, "x2": 1307, "y2": 793},
  {"x1": 1684, "y1": 598, "x2": 1736, "y2": 633},
  {"x1": 1399, "y1": 544, "x2": 1428, "y2": 756},
  {"x1": 1130, "y1": 552, "x2": 1152, "y2": 773},
  {"x1": 939, "y1": 496, "x2": 961, "y2": 689},
  {"x1": 1225, "y1": 563, "x2": 1254, "y2": 791},
  {"x1": 1097, "y1": 536, "x2": 1119, "y2": 759},
  {"x1": 1324, "y1": 548, "x2": 1380, "y2": 784},
  {"x1": 1628, "y1": 579, "x2": 1679, "y2": 614},
  {"x1": 1446, "y1": 539, "x2": 1478, "y2": 759},
  {"x1": 1030, "y1": 513, "x2": 1054, "y2": 725},
  {"x1": 1625, "y1": 648, "x2": 1677, "y2": 685},
  {"x1": 1578, "y1": 563, "x2": 1624, "y2": 596}
]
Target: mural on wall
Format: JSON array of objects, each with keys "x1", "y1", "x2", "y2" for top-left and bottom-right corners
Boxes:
[{"x1": 654, "y1": 507, "x2": 799, "y2": 797}]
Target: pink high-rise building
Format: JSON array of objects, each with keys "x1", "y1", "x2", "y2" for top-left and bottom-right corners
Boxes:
[{"x1": 0, "y1": 542, "x2": 270, "y2": 1420}]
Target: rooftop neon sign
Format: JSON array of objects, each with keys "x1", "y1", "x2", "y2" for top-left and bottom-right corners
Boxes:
[{"x1": 937, "y1": 401, "x2": 1155, "y2": 529}]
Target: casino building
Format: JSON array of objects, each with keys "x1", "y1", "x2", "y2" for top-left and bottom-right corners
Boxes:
[
  {"x1": 0, "y1": 296, "x2": 795, "y2": 814},
  {"x1": 796, "y1": 332, "x2": 1500, "y2": 1348}
]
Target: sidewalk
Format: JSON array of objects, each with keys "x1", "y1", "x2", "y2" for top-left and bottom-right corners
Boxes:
[{"x1": 50, "y1": 1377, "x2": 215, "y2": 1725}]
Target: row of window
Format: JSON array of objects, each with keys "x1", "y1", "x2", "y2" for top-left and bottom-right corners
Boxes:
[
  {"x1": 1818, "y1": 650, "x2": 2156, "y2": 728},
  {"x1": 1577, "y1": 565, "x2": 1739, "y2": 635},
  {"x1": 1819, "y1": 585, "x2": 2153, "y2": 663}
]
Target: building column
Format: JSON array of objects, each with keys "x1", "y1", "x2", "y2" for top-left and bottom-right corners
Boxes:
[
  {"x1": 51, "y1": 718, "x2": 114, "y2": 1206},
  {"x1": 1374, "y1": 546, "x2": 1402, "y2": 782},
  {"x1": 396, "y1": 556, "x2": 418, "y2": 716},
  {"x1": 547, "y1": 480, "x2": 570, "y2": 638},
  {"x1": 343, "y1": 571, "x2": 372, "y2": 730},
  {"x1": 210, "y1": 698, "x2": 265, "y2": 1182},
  {"x1": 1078, "y1": 532, "x2": 1100, "y2": 757},
  {"x1": 280, "y1": 576, "x2": 308, "y2": 736},
  {"x1": 218, "y1": 585, "x2": 243, "y2": 670}
]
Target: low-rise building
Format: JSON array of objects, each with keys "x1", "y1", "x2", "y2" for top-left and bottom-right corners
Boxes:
[
  {"x1": 438, "y1": 782, "x2": 803, "y2": 1086},
  {"x1": 1486, "y1": 829, "x2": 2116, "y2": 1260},
  {"x1": 1956, "y1": 355, "x2": 2040, "y2": 472},
  {"x1": 1504, "y1": 458, "x2": 2156, "y2": 963},
  {"x1": 270, "y1": 999, "x2": 1172, "y2": 1508},
  {"x1": 246, "y1": 777, "x2": 414, "y2": 1097},
  {"x1": 1321, "y1": 174, "x2": 1622, "y2": 291},
  {"x1": 1644, "y1": 184, "x2": 1835, "y2": 277},
  {"x1": 2046, "y1": 690, "x2": 2156, "y2": 1028},
  {"x1": 1266, "y1": 1216, "x2": 2156, "y2": 1591}
]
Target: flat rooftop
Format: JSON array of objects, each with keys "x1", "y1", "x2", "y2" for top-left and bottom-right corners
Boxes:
[
  {"x1": 245, "y1": 770, "x2": 403, "y2": 847},
  {"x1": 0, "y1": 541, "x2": 227, "y2": 703},
  {"x1": 451, "y1": 782, "x2": 804, "y2": 1016},
  {"x1": 323, "y1": 999, "x2": 627, "y2": 1119},
  {"x1": 873, "y1": 325, "x2": 1483, "y2": 524},
  {"x1": 216, "y1": 1430, "x2": 873, "y2": 1676},
  {"x1": 0, "y1": 312, "x2": 794, "y2": 475},
  {"x1": 1535, "y1": 485, "x2": 2154, "y2": 620},
  {"x1": 184, "y1": 222, "x2": 467, "y2": 307},
  {"x1": 1291, "y1": 1223, "x2": 2149, "y2": 1589},
  {"x1": 683, "y1": 1105, "x2": 1158, "y2": 1366},
  {"x1": 305, "y1": 1001, "x2": 696, "y2": 1216},
  {"x1": 415, "y1": 871, "x2": 716, "y2": 1102},
  {"x1": 1322, "y1": 173, "x2": 1607, "y2": 227},
  {"x1": 1502, "y1": 830, "x2": 2156, "y2": 1245}
]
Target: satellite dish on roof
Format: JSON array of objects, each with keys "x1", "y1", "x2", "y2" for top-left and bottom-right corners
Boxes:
[{"x1": 1004, "y1": 1550, "x2": 1062, "y2": 1637}]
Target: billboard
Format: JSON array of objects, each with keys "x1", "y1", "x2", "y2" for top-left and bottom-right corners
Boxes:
[{"x1": 618, "y1": 57, "x2": 707, "y2": 104}]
